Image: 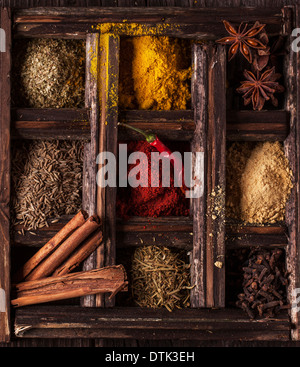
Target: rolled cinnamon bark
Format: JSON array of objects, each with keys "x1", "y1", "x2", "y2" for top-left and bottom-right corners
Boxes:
[
  {"x1": 52, "y1": 228, "x2": 103, "y2": 277},
  {"x1": 26, "y1": 215, "x2": 101, "y2": 281},
  {"x1": 12, "y1": 266, "x2": 128, "y2": 308},
  {"x1": 11, "y1": 284, "x2": 126, "y2": 308},
  {"x1": 15, "y1": 210, "x2": 88, "y2": 282}
]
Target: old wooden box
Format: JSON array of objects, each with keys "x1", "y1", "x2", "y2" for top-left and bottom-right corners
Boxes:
[{"x1": 0, "y1": 5, "x2": 299, "y2": 343}]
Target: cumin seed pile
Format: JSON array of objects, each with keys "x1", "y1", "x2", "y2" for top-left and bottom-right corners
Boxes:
[
  {"x1": 131, "y1": 245, "x2": 192, "y2": 311},
  {"x1": 12, "y1": 140, "x2": 84, "y2": 231},
  {"x1": 12, "y1": 39, "x2": 85, "y2": 108}
]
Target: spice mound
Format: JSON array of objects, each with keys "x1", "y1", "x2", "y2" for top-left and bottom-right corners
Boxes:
[
  {"x1": 12, "y1": 39, "x2": 85, "y2": 108},
  {"x1": 116, "y1": 141, "x2": 189, "y2": 218},
  {"x1": 12, "y1": 140, "x2": 84, "y2": 231},
  {"x1": 131, "y1": 245, "x2": 191, "y2": 311},
  {"x1": 119, "y1": 36, "x2": 191, "y2": 110},
  {"x1": 226, "y1": 141, "x2": 293, "y2": 224}
]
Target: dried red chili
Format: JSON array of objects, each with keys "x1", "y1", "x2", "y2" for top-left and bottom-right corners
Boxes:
[{"x1": 118, "y1": 123, "x2": 186, "y2": 194}]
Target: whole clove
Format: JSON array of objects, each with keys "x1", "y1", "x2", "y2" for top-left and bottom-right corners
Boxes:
[{"x1": 236, "y1": 248, "x2": 289, "y2": 319}]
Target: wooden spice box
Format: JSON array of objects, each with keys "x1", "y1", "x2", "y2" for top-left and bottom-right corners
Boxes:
[{"x1": 0, "y1": 5, "x2": 299, "y2": 343}]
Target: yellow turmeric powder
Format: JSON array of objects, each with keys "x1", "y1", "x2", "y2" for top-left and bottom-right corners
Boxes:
[
  {"x1": 95, "y1": 22, "x2": 180, "y2": 36},
  {"x1": 119, "y1": 36, "x2": 191, "y2": 110}
]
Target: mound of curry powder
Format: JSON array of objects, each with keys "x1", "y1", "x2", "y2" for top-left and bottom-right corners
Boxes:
[{"x1": 119, "y1": 36, "x2": 191, "y2": 110}]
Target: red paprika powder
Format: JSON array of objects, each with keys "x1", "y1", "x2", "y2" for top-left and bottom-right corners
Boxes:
[{"x1": 117, "y1": 141, "x2": 190, "y2": 219}]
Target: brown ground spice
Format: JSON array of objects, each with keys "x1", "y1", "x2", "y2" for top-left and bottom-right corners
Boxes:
[{"x1": 226, "y1": 141, "x2": 293, "y2": 224}]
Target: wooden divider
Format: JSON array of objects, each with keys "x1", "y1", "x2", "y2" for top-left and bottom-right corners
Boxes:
[
  {"x1": 98, "y1": 33, "x2": 119, "y2": 307},
  {"x1": 190, "y1": 43, "x2": 226, "y2": 308},
  {"x1": 0, "y1": 7, "x2": 11, "y2": 343},
  {"x1": 82, "y1": 33, "x2": 120, "y2": 308},
  {"x1": 283, "y1": 6, "x2": 300, "y2": 341},
  {"x1": 81, "y1": 33, "x2": 101, "y2": 307},
  {"x1": 81, "y1": 32, "x2": 120, "y2": 308}
]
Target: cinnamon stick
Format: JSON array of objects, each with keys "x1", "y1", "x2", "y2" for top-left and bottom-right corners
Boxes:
[
  {"x1": 12, "y1": 266, "x2": 127, "y2": 308},
  {"x1": 52, "y1": 229, "x2": 103, "y2": 277},
  {"x1": 26, "y1": 215, "x2": 101, "y2": 281},
  {"x1": 15, "y1": 266, "x2": 125, "y2": 292},
  {"x1": 15, "y1": 210, "x2": 88, "y2": 282}
]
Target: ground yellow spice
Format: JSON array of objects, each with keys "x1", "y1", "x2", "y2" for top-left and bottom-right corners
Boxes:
[
  {"x1": 88, "y1": 44, "x2": 98, "y2": 82},
  {"x1": 94, "y1": 22, "x2": 180, "y2": 36},
  {"x1": 226, "y1": 141, "x2": 293, "y2": 224},
  {"x1": 119, "y1": 36, "x2": 191, "y2": 110}
]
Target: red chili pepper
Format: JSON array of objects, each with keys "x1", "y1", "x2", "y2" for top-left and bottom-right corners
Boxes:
[{"x1": 119, "y1": 122, "x2": 186, "y2": 195}]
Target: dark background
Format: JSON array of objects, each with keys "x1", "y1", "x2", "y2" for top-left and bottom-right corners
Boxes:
[{"x1": 1, "y1": 0, "x2": 300, "y2": 347}]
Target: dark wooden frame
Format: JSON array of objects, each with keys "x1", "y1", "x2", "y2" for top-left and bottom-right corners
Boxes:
[
  {"x1": 0, "y1": 7, "x2": 11, "y2": 343},
  {"x1": 0, "y1": 5, "x2": 298, "y2": 342}
]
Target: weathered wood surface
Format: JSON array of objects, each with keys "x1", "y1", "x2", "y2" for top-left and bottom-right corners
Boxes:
[
  {"x1": 1, "y1": 0, "x2": 299, "y2": 348},
  {"x1": 12, "y1": 6, "x2": 284, "y2": 39},
  {"x1": 12, "y1": 107, "x2": 89, "y2": 121},
  {"x1": 206, "y1": 44, "x2": 226, "y2": 308},
  {"x1": 96, "y1": 33, "x2": 119, "y2": 307},
  {"x1": 12, "y1": 121, "x2": 90, "y2": 140},
  {"x1": 227, "y1": 110, "x2": 290, "y2": 141},
  {"x1": 11, "y1": 108, "x2": 90, "y2": 140},
  {"x1": 190, "y1": 44, "x2": 226, "y2": 309},
  {"x1": 283, "y1": 6, "x2": 300, "y2": 341},
  {"x1": 13, "y1": 217, "x2": 193, "y2": 250},
  {"x1": 226, "y1": 234, "x2": 288, "y2": 249},
  {"x1": 119, "y1": 110, "x2": 195, "y2": 141},
  {"x1": 81, "y1": 33, "x2": 102, "y2": 307},
  {"x1": 295, "y1": 5, "x2": 300, "y2": 340},
  {"x1": 13, "y1": 230, "x2": 193, "y2": 250},
  {"x1": 11, "y1": 108, "x2": 290, "y2": 141},
  {"x1": 117, "y1": 216, "x2": 192, "y2": 232},
  {"x1": 0, "y1": 7, "x2": 11, "y2": 343},
  {"x1": 117, "y1": 231, "x2": 193, "y2": 250},
  {"x1": 14, "y1": 305, "x2": 291, "y2": 341},
  {"x1": 190, "y1": 43, "x2": 207, "y2": 308},
  {"x1": 2, "y1": 0, "x2": 300, "y2": 7},
  {"x1": 13, "y1": 218, "x2": 288, "y2": 250}
]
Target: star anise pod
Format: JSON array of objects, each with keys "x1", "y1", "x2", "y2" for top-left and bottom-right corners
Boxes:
[
  {"x1": 217, "y1": 20, "x2": 267, "y2": 63},
  {"x1": 236, "y1": 67, "x2": 284, "y2": 111},
  {"x1": 252, "y1": 26, "x2": 270, "y2": 71}
]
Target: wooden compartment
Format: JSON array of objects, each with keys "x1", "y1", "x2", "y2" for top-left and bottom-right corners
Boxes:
[{"x1": 0, "y1": 5, "x2": 299, "y2": 343}]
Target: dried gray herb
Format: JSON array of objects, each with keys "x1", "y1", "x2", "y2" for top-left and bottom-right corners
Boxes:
[{"x1": 12, "y1": 39, "x2": 85, "y2": 108}]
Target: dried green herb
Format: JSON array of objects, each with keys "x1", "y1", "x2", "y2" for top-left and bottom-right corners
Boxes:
[
  {"x1": 131, "y1": 245, "x2": 192, "y2": 311},
  {"x1": 12, "y1": 39, "x2": 85, "y2": 108}
]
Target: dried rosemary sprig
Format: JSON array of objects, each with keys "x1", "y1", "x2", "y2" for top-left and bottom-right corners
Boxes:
[
  {"x1": 131, "y1": 245, "x2": 192, "y2": 312},
  {"x1": 11, "y1": 140, "x2": 85, "y2": 232},
  {"x1": 12, "y1": 39, "x2": 85, "y2": 108}
]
